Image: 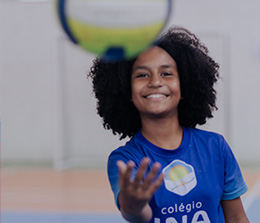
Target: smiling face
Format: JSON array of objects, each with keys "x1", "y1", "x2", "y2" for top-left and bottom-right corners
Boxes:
[{"x1": 131, "y1": 46, "x2": 181, "y2": 120}]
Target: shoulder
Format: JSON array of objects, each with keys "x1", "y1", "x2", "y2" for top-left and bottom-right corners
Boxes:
[
  {"x1": 108, "y1": 132, "x2": 144, "y2": 162},
  {"x1": 186, "y1": 127, "x2": 229, "y2": 155},
  {"x1": 188, "y1": 127, "x2": 225, "y2": 142}
]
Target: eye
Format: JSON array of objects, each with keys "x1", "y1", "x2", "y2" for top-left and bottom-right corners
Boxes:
[
  {"x1": 136, "y1": 73, "x2": 148, "y2": 78},
  {"x1": 161, "y1": 72, "x2": 172, "y2": 77}
]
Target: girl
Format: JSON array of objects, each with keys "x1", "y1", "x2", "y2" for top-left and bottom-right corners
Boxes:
[{"x1": 88, "y1": 26, "x2": 249, "y2": 223}]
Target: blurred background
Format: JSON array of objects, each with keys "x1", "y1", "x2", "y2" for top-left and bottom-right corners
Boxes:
[
  {"x1": 0, "y1": 0, "x2": 260, "y2": 222},
  {"x1": 1, "y1": 0, "x2": 260, "y2": 169}
]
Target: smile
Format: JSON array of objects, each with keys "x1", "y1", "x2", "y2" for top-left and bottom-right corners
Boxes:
[{"x1": 146, "y1": 94, "x2": 167, "y2": 99}]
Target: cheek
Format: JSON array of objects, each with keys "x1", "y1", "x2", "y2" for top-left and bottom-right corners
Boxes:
[
  {"x1": 131, "y1": 82, "x2": 144, "y2": 109},
  {"x1": 170, "y1": 80, "x2": 181, "y2": 95},
  {"x1": 177, "y1": 84, "x2": 181, "y2": 97},
  {"x1": 130, "y1": 81, "x2": 135, "y2": 100},
  {"x1": 131, "y1": 81, "x2": 141, "y2": 98},
  {"x1": 131, "y1": 86, "x2": 139, "y2": 104}
]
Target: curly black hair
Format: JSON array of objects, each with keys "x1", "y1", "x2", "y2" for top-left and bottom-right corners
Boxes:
[{"x1": 88, "y1": 26, "x2": 219, "y2": 139}]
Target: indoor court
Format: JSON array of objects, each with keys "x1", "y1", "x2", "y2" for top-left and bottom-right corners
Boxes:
[
  {"x1": 1, "y1": 166, "x2": 260, "y2": 222},
  {"x1": 1, "y1": 1, "x2": 260, "y2": 223}
]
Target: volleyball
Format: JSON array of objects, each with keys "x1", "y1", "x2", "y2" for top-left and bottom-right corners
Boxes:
[{"x1": 57, "y1": 0, "x2": 171, "y2": 61}]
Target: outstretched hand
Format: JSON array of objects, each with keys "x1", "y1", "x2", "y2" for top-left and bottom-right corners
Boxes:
[{"x1": 117, "y1": 157, "x2": 164, "y2": 222}]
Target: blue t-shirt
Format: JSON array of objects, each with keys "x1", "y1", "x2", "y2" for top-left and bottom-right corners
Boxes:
[{"x1": 107, "y1": 127, "x2": 248, "y2": 223}]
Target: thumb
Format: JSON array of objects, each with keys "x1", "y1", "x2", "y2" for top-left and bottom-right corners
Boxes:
[
  {"x1": 116, "y1": 160, "x2": 127, "y2": 174},
  {"x1": 117, "y1": 160, "x2": 135, "y2": 188}
]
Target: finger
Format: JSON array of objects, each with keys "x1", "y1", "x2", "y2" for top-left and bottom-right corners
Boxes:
[
  {"x1": 146, "y1": 172, "x2": 165, "y2": 196},
  {"x1": 117, "y1": 160, "x2": 135, "y2": 188},
  {"x1": 142, "y1": 162, "x2": 162, "y2": 190},
  {"x1": 117, "y1": 160, "x2": 127, "y2": 174},
  {"x1": 117, "y1": 160, "x2": 127, "y2": 188},
  {"x1": 133, "y1": 157, "x2": 150, "y2": 187},
  {"x1": 124, "y1": 160, "x2": 135, "y2": 182}
]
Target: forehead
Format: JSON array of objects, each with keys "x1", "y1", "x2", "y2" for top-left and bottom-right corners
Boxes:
[{"x1": 133, "y1": 46, "x2": 177, "y2": 69}]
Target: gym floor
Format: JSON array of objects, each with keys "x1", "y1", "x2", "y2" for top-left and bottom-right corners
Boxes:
[{"x1": 1, "y1": 167, "x2": 260, "y2": 223}]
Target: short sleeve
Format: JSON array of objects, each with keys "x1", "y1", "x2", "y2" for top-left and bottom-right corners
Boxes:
[
  {"x1": 221, "y1": 137, "x2": 248, "y2": 200},
  {"x1": 107, "y1": 151, "x2": 122, "y2": 209}
]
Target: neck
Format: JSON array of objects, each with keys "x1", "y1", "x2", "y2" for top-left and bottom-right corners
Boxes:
[{"x1": 141, "y1": 116, "x2": 183, "y2": 150}]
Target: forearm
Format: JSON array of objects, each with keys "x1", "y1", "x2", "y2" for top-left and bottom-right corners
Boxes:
[
  {"x1": 225, "y1": 217, "x2": 250, "y2": 223},
  {"x1": 120, "y1": 203, "x2": 153, "y2": 223},
  {"x1": 221, "y1": 198, "x2": 250, "y2": 223}
]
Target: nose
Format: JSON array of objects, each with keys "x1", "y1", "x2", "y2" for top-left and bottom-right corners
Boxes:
[{"x1": 148, "y1": 74, "x2": 163, "y2": 88}]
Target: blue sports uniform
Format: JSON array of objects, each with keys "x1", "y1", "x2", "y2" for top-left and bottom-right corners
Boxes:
[{"x1": 107, "y1": 127, "x2": 248, "y2": 223}]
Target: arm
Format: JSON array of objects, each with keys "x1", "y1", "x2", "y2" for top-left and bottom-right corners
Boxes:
[
  {"x1": 221, "y1": 197, "x2": 250, "y2": 223},
  {"x1": 117, "y1": 158, "x2": 164, "y2": 223}
]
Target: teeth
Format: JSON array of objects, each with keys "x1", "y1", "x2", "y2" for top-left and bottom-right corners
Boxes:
[{"x1": 146, "y1": 94, "x2": 166, "y2": 99}]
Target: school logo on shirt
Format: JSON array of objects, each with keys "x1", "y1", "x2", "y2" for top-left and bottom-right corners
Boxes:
[{"x1": 163, "y1": 160, "x2": 197, "y2": 196}]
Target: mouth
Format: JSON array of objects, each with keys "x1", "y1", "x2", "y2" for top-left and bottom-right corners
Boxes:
[{"x1": 145, "y1": 93, "x2": 168, "y2": 99}]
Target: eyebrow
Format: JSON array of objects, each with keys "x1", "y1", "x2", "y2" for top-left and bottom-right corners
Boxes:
[
  {"x1": 160, "y1": 64, "x2": 177, "y2": 69},
  {"x1": 133, "y1": 64, "x2": 177, "y2": 71}
]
